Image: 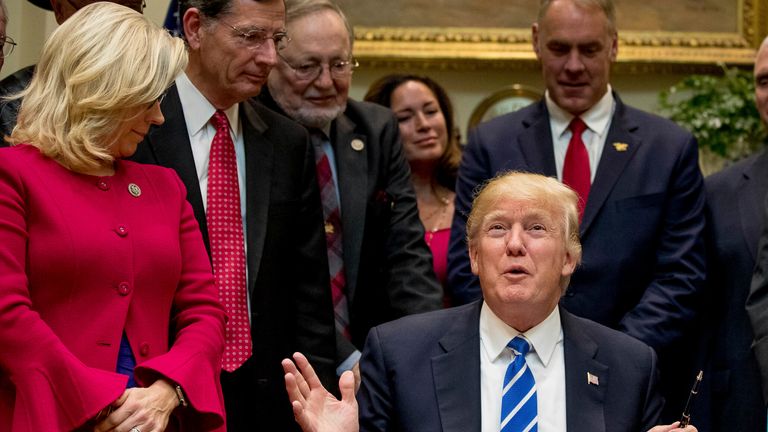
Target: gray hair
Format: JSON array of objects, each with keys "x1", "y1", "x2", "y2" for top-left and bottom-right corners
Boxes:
[{"x1": 285, "y1": 0, "x2": 354, "y2": 48}]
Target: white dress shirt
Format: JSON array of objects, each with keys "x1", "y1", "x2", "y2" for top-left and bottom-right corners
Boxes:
[
  {"x1": 480, "y1": 303, "x2": 567, "y2": 432},
  {"x1": 546, "y1": 86, "x2": 616, "y2": 182},
  {"x1": 175, "y1": 72, "x2": 250, "y2": 313}
]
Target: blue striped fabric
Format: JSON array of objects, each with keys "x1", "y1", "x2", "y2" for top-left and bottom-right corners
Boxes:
[{"x1": 500, "y1": 336, "x2": 538, "y2": 432}]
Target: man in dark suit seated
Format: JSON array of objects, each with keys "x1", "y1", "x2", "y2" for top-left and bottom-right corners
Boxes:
[
  {"x1": 446, "y1": 0, "x2": 706, "y2": 418},
  {"x1": 282, "y1": 171, "x2": 698, "y2": 432},
  {"x1": 130, "y1": 0, "x2": 336, "y2": 430},
  {"x1": 702, "y1": 37, "x2": 768, "y2": 432},
  {"x1": 259, "y1": 0, "x2": 443, "y2": 383}
]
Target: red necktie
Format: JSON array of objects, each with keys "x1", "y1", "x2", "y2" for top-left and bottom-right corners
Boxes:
[
  {"x1": 207, "y1": 110, "x2": 252, "y2": 372},
  {"x1": 563, "y1": 117, "x2": 590, "y2": 221},
  {"x1": 310, "y1": 131, "x2": 351, "y2": 340}
]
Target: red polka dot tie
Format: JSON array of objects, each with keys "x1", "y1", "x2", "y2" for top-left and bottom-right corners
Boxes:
[
  {"x1": 207, "y1": 110, "x2": 252, "y2": 372},
  {"x1": 563, "y1": 117, "x2": 590, "y2": 221}
]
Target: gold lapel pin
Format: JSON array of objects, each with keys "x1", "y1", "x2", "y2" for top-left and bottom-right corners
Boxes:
[
  {"x1": 351, "y1": 138, "x2": 365, "y2": 152},
  {"x1": 612, "y1": 142, "x2": 629, "y2": 152},
  {"x1": 128, "y1": 183, "x2": 141, "y2": 198},
  {"x1": 587, "y1": 372, "x2": 600, "y2": 386}
]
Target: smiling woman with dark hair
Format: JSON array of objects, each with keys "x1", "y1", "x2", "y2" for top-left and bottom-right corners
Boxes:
[{"x1": 0, "y1": 3, "x2": 226, "y2": 431}]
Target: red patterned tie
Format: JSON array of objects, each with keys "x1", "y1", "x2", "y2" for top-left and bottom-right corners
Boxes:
[
  {"x1": 311, "y1": 131, "x2": 351, "y2": 340},
  {"x1": 207, "y1": 110, "x2": 252, "y2": 372},
  {"x1": 563, "y1": 117, "x2": 590, "y2": 221}
]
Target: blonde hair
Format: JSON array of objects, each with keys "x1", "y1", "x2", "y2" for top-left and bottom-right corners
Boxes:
[
  {"x1": 8, "y1": 2, "x2": 188, "y2": 173},
  {"x1": 466, "y1": 171, "x2": 582, "y2": 267}
]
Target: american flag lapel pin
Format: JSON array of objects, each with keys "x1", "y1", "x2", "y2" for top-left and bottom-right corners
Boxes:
[
  {"x1": 587, "y1": 372, "x2": 600, "y2": 386},
  {"x1": 612, "y1": 142, "x2": 629, "y2": 152}
]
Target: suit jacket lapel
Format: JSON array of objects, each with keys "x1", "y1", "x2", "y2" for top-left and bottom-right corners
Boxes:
[
  {"x1": 518, "y1": 101, "x2": 558, "y2": 177},
  {"x1": 331, "y1": 113, "x2": 367, "y2": 302},
  {"x1": 582, "y1": 96, "x2": 640, "y2": 236},
  {"x1": 143, "y1": 86, "x2": 210, "y2": 251},
  {"x1": 432, "y1": 302, "x2": 483, "y2": 432},
  {"x1": 561, "y1": 309, "x2": 608, "y2": 432},
  {"x1": 740, "y1": 150, "x2": 768, "y2": 260},
  {"x1": 241, "y1": 100, "x2": 272, "y2": 293}
]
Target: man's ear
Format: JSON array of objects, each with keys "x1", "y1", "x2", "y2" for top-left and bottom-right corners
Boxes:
[
  {"x1": 183, "y1": 8, "x2": 204, "y2": 50},
  {"x1": 469, "y1": 243, "x2": 480, "y2": 276},
  {"x1": 532, "y1": 23, "x2": 541, "y2": 59}
]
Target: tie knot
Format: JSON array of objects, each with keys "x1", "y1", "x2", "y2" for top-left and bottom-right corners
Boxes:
[
  {"x1": 211, "y1": 110, "x2": 230, "y2": 132},
  {"x1": 569, "y1": 117, "x2": 587, "y2": 136},
  {"x1": 507, "y1": 336, "x2": 531, "y2": 357}
]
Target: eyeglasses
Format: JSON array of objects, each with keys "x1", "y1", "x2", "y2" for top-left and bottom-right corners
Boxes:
[
  {"x1": 146, "y1": 89, "x2": 170, "y2": 110},
  {"x1": 221, "y1": 21, "x2": 290, "y2": 52},
  {"x1": 1, "y1": 36, "x2": 16, "y2": 59},
  {"x1": 278, "y1": 53, "x2": 359, "y2": 82}
]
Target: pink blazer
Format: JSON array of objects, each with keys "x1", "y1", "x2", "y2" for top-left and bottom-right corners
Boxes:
[{"x1": 0, "y1": 145, "x2": 227, "y2": 431}]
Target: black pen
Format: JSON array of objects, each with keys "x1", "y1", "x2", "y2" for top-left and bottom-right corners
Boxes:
[{"x1": 679, "y1": 370, "x2": 703, "y2": 428}]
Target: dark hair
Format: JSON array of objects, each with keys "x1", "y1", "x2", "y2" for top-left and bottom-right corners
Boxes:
[{"x1": 364, "y1": 74, "x2": 461, "y2": 190}]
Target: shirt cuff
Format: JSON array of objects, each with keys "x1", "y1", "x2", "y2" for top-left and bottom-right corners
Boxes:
[{"x1": 336, "y1": 350, "x2": 361, "y2": 376}]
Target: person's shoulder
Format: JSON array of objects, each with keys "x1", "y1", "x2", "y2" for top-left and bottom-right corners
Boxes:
[
  {"x1": 0, "y1": 143, "x2": 44, "y2": 165},
  {"x1": 470, "y1": 101, "x2": 544, "y2": 141},
  {"x1": 617, "y1": 99, "x2": 691, "y2": 137},
  {"x1": 245, "y1": 98, "x2": 308, "y2": 141},
  {"x1": 373, "y1": 302, "x2": 479, "y2": 342},
  {"x1": 343, "y1": 98, "x2": 398, "y2": 129},
  {"x1": 0, "y1": 65, "x2": 35, "y2": 97},
  {"x1": 706, "y1": 149, "x2": 766, "y2": 188},
  {"x1": 563, "y1": 310, "x2": 652, "y2": 355}
]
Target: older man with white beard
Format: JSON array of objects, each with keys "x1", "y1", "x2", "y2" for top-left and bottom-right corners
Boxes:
[{"x1": 258, "y1": 0, "x2": 443, "y2": 385}]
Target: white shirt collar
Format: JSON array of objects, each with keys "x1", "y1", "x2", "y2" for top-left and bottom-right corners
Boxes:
[
  {"x1": 175, "y1": 71, "x2": 240, "y2": 138},
  {"x1": 545, "y1": 85, "x2": 614, "y2": 140},
  {"x1": 479, "y1": 302, "x2": 563, "y2": 367}
]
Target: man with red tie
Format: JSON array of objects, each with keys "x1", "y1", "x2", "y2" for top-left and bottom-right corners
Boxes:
[
  {"x1": 447, "y1": 0, "x2": 706, "y2": 421},
  {"x1": 131, "y1": 0, "x2": 336, "y2": 430}
]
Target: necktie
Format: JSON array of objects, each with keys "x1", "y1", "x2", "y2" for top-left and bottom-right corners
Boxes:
[
  {"x1": 207, "y1": 110, "x2": 252, "y2": 372},
  {"x1": 310, "y1": 131, "x2": 351, "y2": 340},
  {"x1": 562, "y1": 117, "x2": 590, "y2": 221},
  {"x1": 501, "y1": 336, "x2": 538, "y2": 432}
]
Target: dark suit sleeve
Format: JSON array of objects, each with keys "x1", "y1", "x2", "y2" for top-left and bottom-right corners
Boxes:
[
  {"x1": 617, "y1": 134, "x2": 706, "y2": 350},
  {"x1": 357, "y1": 327, "x2": 393, "y2": 432},
  {"x1": 446, "y1": 125, "x2": 490, "y2": 304},
  {"x1": 747, "y1": 194, "x2": 768, "y2": 403},
  {"x1": 640, "y1": 346, "x2": 665, "y2": 431},
  {"x1": 378, "y1": 114, "x2": 443, "y2": 315}
]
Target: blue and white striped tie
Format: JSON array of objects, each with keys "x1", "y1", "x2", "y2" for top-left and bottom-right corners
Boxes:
[{"x1": 500, "y1": 336, "x2": 538, "y2": 432}]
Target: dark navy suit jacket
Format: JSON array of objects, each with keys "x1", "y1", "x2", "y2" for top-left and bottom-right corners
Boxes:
[
  {"x1": 357, "y1": 302, "x2": 663, "y2": 432},
  {"x1": 258, "y1": 90, "x2": 443, "y2": 363},
  {"x1": 448, "y1": 95, "x2": 706, "y2": 354},
  {"x1": 704, "y1": 149, "x2": 768, "y2": 432},
  {"x1": 132, "y1": 88, "x2": 336, "y2": 432}
]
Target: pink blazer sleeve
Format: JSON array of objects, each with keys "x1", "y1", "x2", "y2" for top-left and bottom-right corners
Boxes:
[{"x1": 133, "y1": 171, "x2": 227, "y2": 431}]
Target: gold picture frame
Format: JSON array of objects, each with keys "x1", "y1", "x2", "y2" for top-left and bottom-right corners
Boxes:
[
  {"x1": 468, "y1": 85, "x2": 542, "y2": 131},
  {"x1": 341, "y1": 0, "x2": 767, "y2": 72}
]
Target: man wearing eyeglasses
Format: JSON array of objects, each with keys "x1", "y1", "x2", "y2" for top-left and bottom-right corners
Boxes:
[
  {"x1": 130, "y1": 0, "x2": 337, "y2": 431},
  {"x1": 259, "y1": 0, "x2": 443, "y2": 390},
  {"x1": 0, "y1": 0, "x2": 144, "y2": 142},
  {"x1": 0, "y1": 0, "x2": 12, "y2": 73}
]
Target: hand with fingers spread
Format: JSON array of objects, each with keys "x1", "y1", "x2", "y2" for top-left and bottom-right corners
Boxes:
[
  {"x1": 282, "y1": 352, "x2": 359, "y2": 432},
  {"x1": 647, "y1": 422, "x2": 698, "y2": 432},
  {"x1": 94, "y1": 379, "x2": 179, "y2": 432}
]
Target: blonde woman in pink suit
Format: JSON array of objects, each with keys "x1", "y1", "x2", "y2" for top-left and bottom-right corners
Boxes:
[{"x1": 0, "y1": 3, "x2": 226, "y2": 431}]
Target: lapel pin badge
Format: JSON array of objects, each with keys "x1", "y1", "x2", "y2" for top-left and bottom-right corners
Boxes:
[
  {"x1": 587, "y1": 372, "x2": 600, "y2": 386},
  {"x1": 612, "y1": 142, "x2": 629, "y2": 152},
  {"x1": 128, "y1": 183, "x2": 141, "y2": 198},
  {"x1": 351, "y1": 138, "x2": 365, "y2": 152}
]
